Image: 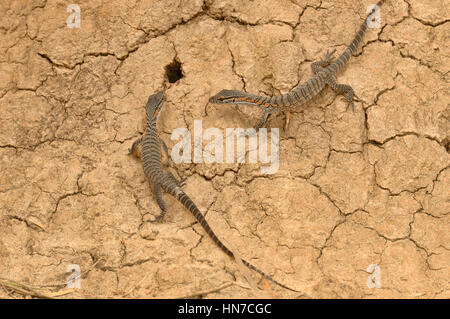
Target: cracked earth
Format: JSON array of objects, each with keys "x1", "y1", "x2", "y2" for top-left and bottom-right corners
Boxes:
[{"x1": 0, "y1": 0, "x2": 449, "y2": 298}]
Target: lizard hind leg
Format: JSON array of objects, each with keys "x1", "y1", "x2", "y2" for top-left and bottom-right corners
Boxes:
[
  {"x1": 326, "y1": 75, "x2": 356, "y2": 111},
  {"x1": 149, "y1": 182, "x2": 167, "y2": 223},
  {"x1": 241, "y1": 108, "x2": 272, "y2": 138},
  {"x1": 165, "y1": 171, "x2": 186, "y2": 188}
]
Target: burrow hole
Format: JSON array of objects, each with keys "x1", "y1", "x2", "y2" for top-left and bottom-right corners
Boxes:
[{"x1": 165, "y1": 59, "x2": 183, "y2": 83}]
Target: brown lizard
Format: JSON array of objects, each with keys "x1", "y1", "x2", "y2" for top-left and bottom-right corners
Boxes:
[{"x1": 208, "y1": 0, "x2": 386, "y2": 131}]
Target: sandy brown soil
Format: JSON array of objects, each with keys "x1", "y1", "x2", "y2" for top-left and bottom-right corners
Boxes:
[{"x1": 0, "y1": 0, "x2": 448, "y2": 298}]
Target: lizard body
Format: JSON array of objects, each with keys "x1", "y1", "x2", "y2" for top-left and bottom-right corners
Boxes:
[
  {"x1": 130, "y1": 91, "x2": 298, "y2": 293},
  {"x1": 208, "y1": 0, "x2": 386, "y2": 130}
]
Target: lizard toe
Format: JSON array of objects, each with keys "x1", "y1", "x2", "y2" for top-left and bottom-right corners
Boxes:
[
  {"x1": 346, "y1": 100, "x2": 355, "y2": 112},
  {"x1": 150, "y1": 215, "x2": 165, "y2": 224}
]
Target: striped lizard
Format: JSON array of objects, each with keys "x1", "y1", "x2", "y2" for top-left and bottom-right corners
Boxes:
[
  {"x1": 208, "y1": 0, "x2": 386, "y2": 130},
  {"x1": 129, "y1": 91, "x2": 298, "y2": 293}
]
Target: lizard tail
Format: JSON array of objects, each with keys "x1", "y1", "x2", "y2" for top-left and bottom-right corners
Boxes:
[
  {"x1": 328, "y1": 0, "x2": 386, "y2": 74},
  {"x1": 240, "y1": 259, "x2": 300, "y2": 293},
  {"x1": 175, "y1": 190, "x2": 299, "y2": 293}
]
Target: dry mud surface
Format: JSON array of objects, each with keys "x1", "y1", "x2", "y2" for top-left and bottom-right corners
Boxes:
[{"x1": 0, "y1": 0, "x2": 449, "y2": 298}]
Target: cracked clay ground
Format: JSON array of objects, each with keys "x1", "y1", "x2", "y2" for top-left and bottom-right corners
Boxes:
[{"x1": 0, "y1": 0, "x2": 449, "y2": 299}]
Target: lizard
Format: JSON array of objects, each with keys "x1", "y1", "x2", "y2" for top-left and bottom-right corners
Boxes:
[
  {"x1": 208, "y1": 0, "x2": 386, "y2": 131},
  {"x1": 129, "y1": 91, "x2": 299, "y2": 293}
]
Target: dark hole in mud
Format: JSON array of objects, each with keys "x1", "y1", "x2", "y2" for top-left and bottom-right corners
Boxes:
[
  {"x1": 443, "y1": 137, "x2": 450, "y2": 153},
  {"x1": 165, "y1": 59, "x2": 183, "y2": 83}
]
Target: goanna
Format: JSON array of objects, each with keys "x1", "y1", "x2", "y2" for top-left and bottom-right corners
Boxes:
[
  {"x1": 208, "y1": 0, "x2": 387, "y2": 130},
  {"x1": 129, "y1": 91, "x2": 298, "y2": 293}
]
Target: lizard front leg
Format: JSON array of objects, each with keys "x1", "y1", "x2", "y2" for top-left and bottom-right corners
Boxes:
[
  {"x1": 254, "y1": 108, "x2": 272, "y2": 130},
  {"x1": 150, "y1": 182, "x2": 167, "y2": 223}
]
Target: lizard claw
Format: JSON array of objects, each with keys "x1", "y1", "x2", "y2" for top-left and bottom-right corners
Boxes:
[
  {"x1": 178, "y1": 177, "x2": 187, "y2": 188},
  {"x1": 346, "y1": 100, "x2": 355, "y2": 112},
  {"x1": 153, "y1": 216, "x2": 165, "y2": 223},
  {"x1": 148, "y1": 214, "x2": 166, "y2": 224},
  {"x1": 346, "y1": 91, "x2": 360, "y2": 112},
  {"x1": 324, "y1": 49, "x2": 337, "y2": 64}
]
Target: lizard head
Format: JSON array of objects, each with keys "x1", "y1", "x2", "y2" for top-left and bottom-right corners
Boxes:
[
  {"x1": 145, "y1": 91, "x2": 165, "y2": 123},
  {"x1": 208, "y1": 89, "x2": 250, "y2": 104}
]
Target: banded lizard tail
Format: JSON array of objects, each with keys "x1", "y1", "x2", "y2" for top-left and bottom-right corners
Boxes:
[
  {"x1": 130, "y1": 91, "x2": 299, "y2": 293},
  {"x1": 208, "y1": 0, "x2": 386, "y2": 131}
]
